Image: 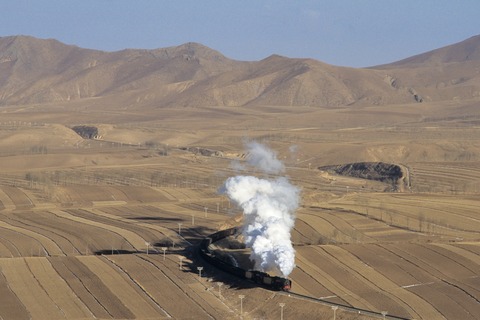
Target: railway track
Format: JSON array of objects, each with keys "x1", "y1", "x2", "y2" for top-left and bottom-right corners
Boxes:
[
  {"x1": 200, "y1": 228, "x2": 412, "y2": 319},
  {"x1": 280, "y1": 291, "x2": 411, "y2": 320}
]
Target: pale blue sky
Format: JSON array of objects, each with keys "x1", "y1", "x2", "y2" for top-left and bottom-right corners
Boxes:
[{"x1": 1, "y1": 1, "x2": 478, "y2": 67}]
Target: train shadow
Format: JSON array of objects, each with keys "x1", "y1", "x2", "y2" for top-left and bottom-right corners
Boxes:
[
  {"x1": 182, "y1": 248, "x2": 259, "y2": 291},
  {"x1": 91, "y1": 225, "x2": 266, "y2": 291}
]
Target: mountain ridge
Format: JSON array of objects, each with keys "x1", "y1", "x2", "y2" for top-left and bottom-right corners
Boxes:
[
  {"x1": 1, "y1": 35, "x2": 479, "y2": 108},
  {"x1": 374, "y1": 35, "x2": 480, "y2": 68}
]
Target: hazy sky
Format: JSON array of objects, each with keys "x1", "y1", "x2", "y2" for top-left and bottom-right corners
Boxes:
[{"x1": 2, "y1": 1, "x2": 478, "y2": 67}]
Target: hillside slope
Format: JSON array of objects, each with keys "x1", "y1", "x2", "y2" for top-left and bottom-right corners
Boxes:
[
  {"x1": 1, "y1": 35, "x2": 479, "y2": 108},
  {"x1": 370, "y1": 35, "x2": 480, "y2": 103}
]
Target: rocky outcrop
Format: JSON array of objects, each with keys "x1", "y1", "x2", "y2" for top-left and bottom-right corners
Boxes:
[
  {"x1": 71, "y1": 125, "x2": 99, "y2": 139},
  {"x1": 319, "y1": 162, "x2": 409, "y2": 191}
]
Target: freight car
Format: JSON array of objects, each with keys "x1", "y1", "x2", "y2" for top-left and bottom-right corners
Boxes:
[{"x1": 199, "y1": 227, "x2": 292, "y2": 291}]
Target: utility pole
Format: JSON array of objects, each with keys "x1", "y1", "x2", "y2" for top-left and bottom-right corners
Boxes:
[
  {"x1": 381, "y1": 311, "x2": 388, "y2": 320},
  {"x1": 145, "y1": 242, "x2": 151, "y2": 255},
  {"x1": 239, "y1": 295, "x2": 245, "y2": 317},
  {"x1": 279, "y1": 303, "x2": 285, "y2": 320},
  {"x1": 331, "y1": 306, "x2": 338, "y2": 320}
]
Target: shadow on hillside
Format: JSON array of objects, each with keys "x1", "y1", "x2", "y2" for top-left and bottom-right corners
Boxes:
[
  {"x1": 93, "y1": 224, "x2": 211, "y2": 256},
  {"x1": 127, "y1": 216, "x2": 183, "y2": 221},
  {"x1": 93, "y1": 224, "x2": 260, "y2": 291},
  {"x1": 178, "y1": 229, "x2": 260, "y2": 291},
  {"x1": 181, "y1": 252, "x2": 259, "y2": 291},
  {"x1": 94, "y1": 249, "x2": 138, "y2": 255}
]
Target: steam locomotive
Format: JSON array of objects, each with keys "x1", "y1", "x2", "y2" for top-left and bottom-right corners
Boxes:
[{"x1": 199, "y1": 227, "x2": 292, "y2": 291}]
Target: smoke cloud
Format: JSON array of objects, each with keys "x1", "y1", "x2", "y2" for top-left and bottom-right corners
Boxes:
[
  {"x1": 221, "y1": 142, "x2": 299, "y2": 277},
  {"x1": 245, "y1": 141, "x2": 284, "y2": 174}
]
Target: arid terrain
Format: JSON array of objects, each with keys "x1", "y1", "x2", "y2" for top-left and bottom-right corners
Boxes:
[{"x1": 0, "y1": 35, "x2": 479, "y2": 319}]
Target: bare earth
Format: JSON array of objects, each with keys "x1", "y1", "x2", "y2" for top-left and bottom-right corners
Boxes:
[
  {"x1": 0, "y1": 35, "x2": 479, "y2": 319},
  {"x1": 0, "y1": 100, "x2": 478, "y2": 320}
]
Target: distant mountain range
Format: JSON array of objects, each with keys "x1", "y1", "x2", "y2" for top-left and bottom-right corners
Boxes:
[{"x1": 0, "y1": 35, "x2": 479, "y2": 108}]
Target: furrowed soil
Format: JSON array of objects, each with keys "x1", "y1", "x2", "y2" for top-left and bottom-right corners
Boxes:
[{"x1": 0, "y1": 102, "x2": 479, "y2": 319}]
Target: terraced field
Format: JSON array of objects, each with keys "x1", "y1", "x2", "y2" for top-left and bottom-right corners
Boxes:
[
  {"x1": 0, "y1": 150, "x2": 479, "y2": 319},
  {"x1": 409, "y1": 162, "x2": 480, "y2": 194},
  {"x1": 291, "y1": 242, "x2": 480, "y2": 320},
  {"x1": 0, "y1": 103, "x2": 480, "y2": 319}
]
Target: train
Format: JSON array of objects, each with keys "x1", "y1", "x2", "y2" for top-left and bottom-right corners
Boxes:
[{"x1": 198, "y1": 227, "x2": 292, "y2": 291}]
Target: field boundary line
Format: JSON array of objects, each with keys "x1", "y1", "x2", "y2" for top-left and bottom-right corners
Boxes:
[
  {"x1": 89, "y1": 207, "x2": 187, "y2": 247},
  {"x1": 79, "y1": 255, "x2": 165, "y2": 319},
  {"x1": 295, "y1": 251, "x2": 373, "y2": 309},
  {"x1": 50, "y1": 209, "x2": 143, "y2": 250},
  {"x1": 0, "y1": 219, "x2": 63, "y2": 256},
  {"x1": 140, "y1": 254, "x2": 219, "y2": 319},
  {"x1": 0, "y1": 188, "x2": 16, "y2": 210},
  {"x1": 103, "y1": 255, "x2": 172, "y2": 318}
]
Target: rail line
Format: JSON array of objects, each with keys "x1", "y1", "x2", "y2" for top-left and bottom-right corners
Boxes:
[
  {"x1": 199, "y1": 227, "x2": 412, "y2": 320},
  {"x1": 280, "y1": 291, "x2": 410, "y2": 320}
]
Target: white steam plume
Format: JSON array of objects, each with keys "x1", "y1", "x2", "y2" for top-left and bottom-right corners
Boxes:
[
  {"x1": 245, "y1": 141, "x2": 284, "y2": 174},
  {"x1": 221, "y1": 142, "x2": 299, "y2": 277}
]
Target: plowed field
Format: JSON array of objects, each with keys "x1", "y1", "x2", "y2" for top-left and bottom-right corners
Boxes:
[{"x1": 0, "y1": 104, "x2": 479, "y2": 319}]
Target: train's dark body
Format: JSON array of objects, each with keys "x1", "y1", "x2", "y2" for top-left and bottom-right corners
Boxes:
[{"x1": 199, "y1": 227, "x2": 292, "y2": 291}]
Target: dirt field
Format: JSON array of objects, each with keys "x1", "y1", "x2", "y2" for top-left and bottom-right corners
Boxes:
[{"x1": 0, "y1": 102, "x2": 479, "y2": 319}]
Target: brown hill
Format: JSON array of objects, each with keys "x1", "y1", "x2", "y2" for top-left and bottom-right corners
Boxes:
[
  {"x1": 0, "y1": 35, "x2": 479, "y2": 108},
  {"x1": 0, "y1": 36, "x2": 239, "y2": 106},
  {"x1": 376, "y1": 35, "x2": 480, "y2": 67},
  {"x1": 371, "y1": 35, "x2": 480, "y2": 103}
]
